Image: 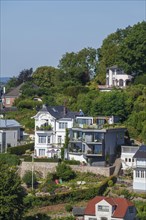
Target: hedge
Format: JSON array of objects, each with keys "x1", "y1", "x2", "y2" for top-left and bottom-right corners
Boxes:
[
  {"x1": 8, "y1": 143, "x2": 34, "y2": 155},
  {"x1": 23, "y1": 157, "x2": 59, "y2": 163},
  {"x1": 24, "y1": 175, "x2": 117, "y2": 208}
]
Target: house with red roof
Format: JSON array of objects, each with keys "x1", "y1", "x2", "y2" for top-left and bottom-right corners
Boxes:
[{"x1": 84, "y1": 196, "x2": 137, "y2": 220}]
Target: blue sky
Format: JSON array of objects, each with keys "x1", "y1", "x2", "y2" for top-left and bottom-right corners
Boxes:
[{"x1": 0, "y1": 0, "x2": 146, "y2": 77}]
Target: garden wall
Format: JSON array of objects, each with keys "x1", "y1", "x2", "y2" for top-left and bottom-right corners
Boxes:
[{"x1": 19, "y1": 162, "x2": 115, "y2": 178}]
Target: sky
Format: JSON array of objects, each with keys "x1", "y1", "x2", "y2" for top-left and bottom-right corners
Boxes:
[{"x1": 0, "y1": 0, "x2": 146, "y2": 78}]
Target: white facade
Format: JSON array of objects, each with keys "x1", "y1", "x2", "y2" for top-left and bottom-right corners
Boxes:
[
  {"x1": 106, "y1": 66, "x2": 133, "y2": 88},
  {"x1": 33, "y1": 105, "x2": 75, "y2": 158},
  {"x1": 121, "y1": 146, "x2": 139, "y2": 170},
  {"x1": 133, "y1": 145, "x2": 146, "y2": 192}
]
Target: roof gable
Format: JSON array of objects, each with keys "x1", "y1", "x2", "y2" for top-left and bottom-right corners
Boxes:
[
  {"x1": 84, "y1": 196, "x2": 134, "y2": 218},
  {"x1": 133, "y1": 145, "x2": 146, "y2": 159}
]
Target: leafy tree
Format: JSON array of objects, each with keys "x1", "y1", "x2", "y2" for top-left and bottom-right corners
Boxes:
[
  {"x1": 22, "y1": 171, "x2": 37, "y2": 188},
  {"x1": 0, "y1": 162, "x2": 25, "y2": 220},
  {"x1": 0, "y1": 153, "x2": 20, "y2": 166},
  {"x1": 58, "y1": 47, "x2": 98, "y2": 85},
  {"x1": 118, "y1": 21, "x2": 146, "y2": 75},
  {"x1": 56, "y1": 163, "x2": 76, "y2": 181}
]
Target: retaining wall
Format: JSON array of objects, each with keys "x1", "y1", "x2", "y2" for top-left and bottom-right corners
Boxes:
[{"x1": 19, "y1": 162, "x2": 115, "y2": 178}]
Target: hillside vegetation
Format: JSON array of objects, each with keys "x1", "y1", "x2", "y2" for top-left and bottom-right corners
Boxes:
[{"x1": 5, "y1": 21, "x2": 146, "y2": 143}]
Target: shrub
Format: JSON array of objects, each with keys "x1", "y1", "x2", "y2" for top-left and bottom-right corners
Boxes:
[
  {"x1": 22, "y1": 171, "x2": 37, "y2": 187},
  {"x1": 0, "y1": 153, "x2": 20, "y2": 166},
  {"x1": 65, "y1": 204, "x2": 73, "y2": 212},
  {"x1": 56, "y1": 163, "x2": 76, "y2": 181},
  {"x1": 108, "y1": 180, "x2": 114, "y2": 187},
  {"x1": 8, "y1": 143, "x2": 34, "y2": 155},
  {"x1": 64, "y1": 159, "x2": 80, "y2": 165}
]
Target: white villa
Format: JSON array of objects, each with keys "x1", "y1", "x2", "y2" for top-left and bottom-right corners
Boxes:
[
  {"x1": 121, "y1": 145, "x2": 139, "y2": 170},
  {"x1": 106, "y1": 65, "x2": 133, "y2": 88},
  {"x1": 33, "y1": 105, "x2": 81, "y2": 158},
  {"x1": 133, "y1": 145, "x2": 146, "y2": 192}
]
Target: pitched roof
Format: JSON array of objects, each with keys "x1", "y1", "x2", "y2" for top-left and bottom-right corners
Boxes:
[
  {"x1": 5, "y1": 84, "x2": 23, "y2": 97},
  {"x1": 0, "y1": 119, "x2": 21, "y2": 128},
  {"x1": 72, "y1": 207, "x2": 85, "y2": 216},
  {"x1": 39, "y1": 105, "x2": 79, "y2": 120},
  {"x1": 133, "y1": 145, "x2": 146, "y2": 159},
  {"x1": 84, "y1": 196, "x2": 134, "y2": 218}
]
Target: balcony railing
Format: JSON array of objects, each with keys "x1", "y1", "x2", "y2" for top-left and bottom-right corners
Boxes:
[{"x1": 36, "y1": 125, "x2": 52, "y2": 131}]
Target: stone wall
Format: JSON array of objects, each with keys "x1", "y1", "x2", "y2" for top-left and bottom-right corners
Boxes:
[{"x1": 19, "y1": 162, "x2": 115, "y2": 178}]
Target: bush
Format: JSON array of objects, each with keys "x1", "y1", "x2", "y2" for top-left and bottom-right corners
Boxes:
[
  {"x1": 64, "y1": 159, "x2": 80, "y2": 165},
  {"x1": 23, "y1": 157, "x2": 59, "y2": 162},
  {"x1": 56, "y1": 163, "x2": 76, "y2": 181},
  {"x1": 65, "y1": 204, "x2": 73, "y2": 212},
  {"x1": 0, "y1": 153, "x2": 20, "y2": 166},
  {"x1": 108, "y1": 180, "x2": 114, "y2": 187},
  {"x1": 22, "y1": 171, "x2": 37, "y2": 187},
  {"x1": 8, "y1": 143, "x2": 34, "y2": 155}
]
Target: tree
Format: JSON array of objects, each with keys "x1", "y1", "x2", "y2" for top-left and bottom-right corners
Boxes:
[
  {"x1": 22, "y1": 171, "x2": 37, "y2": 188},
  {"x1": 56, "y1": 163, "x2": 76, "y2": 181},
  {"x1": 118, "y1": 21, "x2": 146, "y2": 75},
  {"x1": 0, "y1": 162, "x2": 25, "y2": 220},
  {"x1": 58, "y1": 47, "x2": 98, "y2": 85}
]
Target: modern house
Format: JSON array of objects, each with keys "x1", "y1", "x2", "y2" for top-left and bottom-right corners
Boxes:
[
  {"x1": 84, "y1": 196, "x2": 137, "y2": 220},
  {"x1": 133, "y1": 145, "x2": 146, "y2": 192},
  {"x1": 0, "y1": 119, "x2": 22, "y2": 153},
  {"x1": 33, "y1": 105, "x2": 79, "y2": 158},
  {"x1": 121, "y1": 145, "x2": 139, "y2": 170},
  {"x1": 106, "y1": 65, "x2": 133, "y2": 88},
  {"x1": 68, "y1": 125, "x2": 126, "y2": 165}
]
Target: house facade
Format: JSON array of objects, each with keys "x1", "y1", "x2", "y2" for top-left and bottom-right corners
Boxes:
[
  {"x1": 33, "y1": 105, "x2": 78, "y2": 158},
  {"x1": 121, "y1": 146, "x2": 139, "y2": 170},
  {"x1": 133, "y1": 145, "x2": 146, "y2": 192},
  {"x1": 0, "y1": 119, "x2": 22, "y2": 153},
  {"x1": 84, "y1": 196, "x2": 137, "y2": 220},
  {"x1": 106, "y1": 65, "x2": 133, "y2": 88},
  {"x1": 68, "y1": 126, "x2": 126, "y2": 165}
]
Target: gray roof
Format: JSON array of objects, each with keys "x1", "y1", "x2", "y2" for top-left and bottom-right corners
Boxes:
[
  {"x1": 39, "y1": 105, "x2": 79, "y2": 120},
  {"x1": 0, "y1": 119, "x2": 21, "y2": 128},
  {"x1": 72, "y1": 207, "x2": 85, "y2": 216},
  {"x1": 5, "y1": 84, "x2": 23, "y2": 97},
  {"x1": 133, "y1": 145, "x2": 146, "y2": 159}
]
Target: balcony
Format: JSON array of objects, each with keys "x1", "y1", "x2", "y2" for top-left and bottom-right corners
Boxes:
[{"x1": 36, "y1": 125, "x2": 52, "y2": 131}]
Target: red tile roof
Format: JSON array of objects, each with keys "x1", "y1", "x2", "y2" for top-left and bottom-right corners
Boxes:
[{"x1": 84, "y1": 196, "x2": 134, "y2": 218}]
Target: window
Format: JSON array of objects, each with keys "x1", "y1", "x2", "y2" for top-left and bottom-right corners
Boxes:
[
  {"x1": 38, "y1": 136, "x2": 46, "y2": 143},
  {"x1": 39, "y1": 149, "x2": 45, "y2": 156},
  {"x1": 136, "y1": 170, "x2": 140, "y2": 178},
  {"x1": 59, "y1": 122, "x2": 68, "y2": 129},
  {"x1": 125, "y1": 158, "x2": 127, "y2": 162},
  {"x1": 98, "y1": 205, "x2": 109, "y2": 212},
  {"x1": 141, "y1": 170, "x2": 145, "y2": 178},
  {"x1": 47, "y1": 136, "x2": 50, "y2": 143},
  {"x1": 6, "y1": 98, "x2": 10, "y2": 104},
  {"x1": 58, "y1": 136, "x2": 62, "y2": 145},
  {"x1": 89, "y1": 218, "x2": 97, "y2": 220},
  {"x1": 101, "y1": 218, "x2": 108, "y2": 220},
  {"x1": 129, "y1": 158, "x2": 131, "y2": 162}
]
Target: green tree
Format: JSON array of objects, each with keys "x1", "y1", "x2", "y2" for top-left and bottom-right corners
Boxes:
[
  {"x1": 56, "y1": 163, "x2": 76, "y2": 181},
  {"x1": 0, "y1": 162, "x2": 25, "y2": 220},
  {"x1": 22, "y1": 171, "x2": 37, "y2": 188}
]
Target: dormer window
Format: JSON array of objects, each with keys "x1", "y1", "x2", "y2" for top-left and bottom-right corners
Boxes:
[{"x1": 98, "y1": 205, "x2": 109, "y2": 212}]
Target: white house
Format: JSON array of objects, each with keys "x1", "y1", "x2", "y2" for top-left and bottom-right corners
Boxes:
[
  {"x1": 121, "y1": 146, "x2": 139, "y2": 170},
  {"x1": 106, "y1": 65, "x2": 133, "y2": 88},
  {"x1": 0, "y1": 119, "x2": 22, "y2": 153},
  {"x1": 84, "y1": 196, "x2": 137, "y2": 220},
  {"x1": 133, "y1": 145, "x2": 146, "y2": 192},
  {"x1": 33, "y1": 105, "x2": 79, "y2": 158}
]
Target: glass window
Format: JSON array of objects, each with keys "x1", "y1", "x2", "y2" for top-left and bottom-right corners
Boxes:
[
  {"x1": 39, "y1": 149, "x2": 45, "y2": 156},
  {"x1": 6, "y1": 98, "x2": 10, "y2": 104},
  {"x1": 136, "y1": 170, "x2": 140, "y2": 178},
  {"x1": 48, "y1": 136, "x2": 50, "y2": 143},
  {"x1": 59, "y1": 122, "x2": 68, "y2": 129},
  {"x1": 129, "y1": 158, "x2": 131, "y2": 162},
  {"x1": 141, "y1": 170, "x2": 145, "y2": 178},
  {"x1": 38, "y1": 136, "x2": 46, "y2": 143},
  {"x1": 58, "y1": 136, "x2": 62, "y2": 145},
  {"x1": 98, "y1": 205, "x2": 109, "y2": 212}
]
